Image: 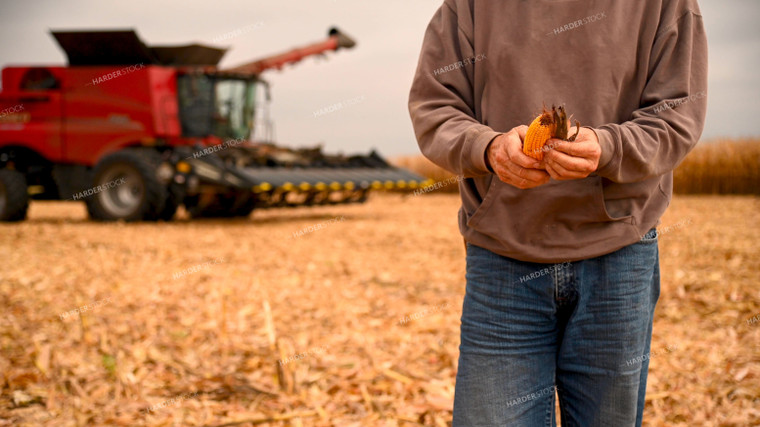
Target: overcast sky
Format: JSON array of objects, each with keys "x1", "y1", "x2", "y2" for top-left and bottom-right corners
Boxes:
[{"x1": 1, "y1": 0, "x2": 758, "y2": 157}]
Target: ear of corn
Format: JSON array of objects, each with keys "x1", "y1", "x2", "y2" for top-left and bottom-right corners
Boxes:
[
  {"x1": 523, "y1": 110, "x2": 554, "y2": 160},
  {"x1": 523, "y1": 105, "x2": 580, "y2": 160}
]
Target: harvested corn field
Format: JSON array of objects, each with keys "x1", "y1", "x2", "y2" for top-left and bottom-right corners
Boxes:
[{"x1": 1, "y1": 194, "x2": 759, "y2": 426}]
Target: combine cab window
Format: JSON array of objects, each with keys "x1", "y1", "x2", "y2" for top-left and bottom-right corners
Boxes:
[
  {"x1": 177, "y1": 74, "x2": 256, "y2": 140},
  {"x1": 177, "y1": 74, "x2": 215, "y2": 137},
  {"x1": 214, "y1": 80, "x2": 254, "y2": 140}
]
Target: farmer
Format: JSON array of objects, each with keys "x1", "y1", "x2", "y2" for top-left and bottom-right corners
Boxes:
[{"x1": 408, "y1": 1, "x2": 707, "y2": 425}]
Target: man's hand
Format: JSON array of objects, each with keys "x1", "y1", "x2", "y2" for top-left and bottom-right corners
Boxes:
[
  {"x1": 486, "y1": 126, "x2": 550, "y2": 189},
  {"x1": 543, "y1": 127, "x2": 602, "y2": 180}
]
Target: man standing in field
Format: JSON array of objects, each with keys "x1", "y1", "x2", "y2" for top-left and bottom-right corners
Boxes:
[{"x1": 408, "y1": 1, "x2": 707, "y2": 426}]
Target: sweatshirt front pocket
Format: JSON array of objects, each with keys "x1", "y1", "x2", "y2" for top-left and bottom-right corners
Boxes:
[
  {"x1": 465, "y1": 175, "x2": 634, "y2": 249},
  {"x1": 546, "y1": 175, "x2": 634, "y2": 226},
  {"x1": 465, "y1": 175, "x2": 500, "y2": 229},
  {"x1": 589, "y1": 175, "x2": 634, "y2": 223}
]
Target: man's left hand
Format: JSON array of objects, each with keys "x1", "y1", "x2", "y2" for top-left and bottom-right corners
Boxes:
[{"x1": 542, "y1": 127, "x2": 602, "y2": 180}]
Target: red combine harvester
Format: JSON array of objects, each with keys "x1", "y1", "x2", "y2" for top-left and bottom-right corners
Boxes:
[{"x1": 0, "y1": 28, "x2": 425, "y2": 221}]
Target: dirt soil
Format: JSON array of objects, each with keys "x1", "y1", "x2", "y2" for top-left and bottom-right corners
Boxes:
[{"x1": 1, "y1": 194, "x2": 758, "y2": 426}]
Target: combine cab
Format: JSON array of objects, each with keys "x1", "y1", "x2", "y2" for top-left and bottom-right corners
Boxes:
[{"x1": 0, "y1": 28, "x2": 426, "y2": 221}]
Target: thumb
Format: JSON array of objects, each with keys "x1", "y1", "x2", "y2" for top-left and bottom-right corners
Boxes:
[
  {"x1": 516, "y1": 125, "x2": 528, "y2": 141},
  {"x1": 507, "y1": 130, "x2": 541, "y2": 169}
]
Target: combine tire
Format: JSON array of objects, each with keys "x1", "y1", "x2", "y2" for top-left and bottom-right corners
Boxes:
[
  {"x1": 85, "y1": 149, "x2": 167, "y2": 221},
  {"x1": 158, "y1": 194, "x2": 180, "y2": 221},
  {"x1": 157, "y1": 185, "x2": 182, "y2": 221},
  {"x1": 230, "y1": 194, "x2": 255, "y2": 217},
  {"x1": 185, "y1": 192, "x2": 254, "y2": 218},
  {"x1": 0, "y1": 169, "x2": 29, "y2": 222}
]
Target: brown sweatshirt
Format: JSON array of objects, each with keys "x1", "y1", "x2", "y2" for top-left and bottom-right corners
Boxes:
[{"x1": 409, "y1": 0, "x2": 708, "y2": 263}]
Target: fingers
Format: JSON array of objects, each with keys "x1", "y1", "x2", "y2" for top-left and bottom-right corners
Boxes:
[
  {"x1": 543, "y1": 154, "x2": 589, "y2": 180},
  {"x1": 487, "y1": 125, "x2": 550, "y2": 189},
  {"x1": 505, "y1": 129, "x2": 541, "y2": 170},
  {"x1": 551, "y1": 138, "x2": 597, "y2": 158},
  {"x1": 551, "y1": 128, "x2": 601, "y2": 159},
  {"x1": 544, "y1": 162, "x2": 563, "y2": 181},
  {"x1": 542, "y1": 128, "x2": 602, "y2": 180},
  {"x1": 504, "y1": 158, "x2": 551, "y2": 182},
  {"x1": 494, "y1": 165, "x2": 550, "y2": 189},
  {"x1": 544, "y1": 149, "x2": 596, "y2": 178}
]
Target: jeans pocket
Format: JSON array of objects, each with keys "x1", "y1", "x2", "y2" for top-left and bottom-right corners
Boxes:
[{"x1": 639, "y1": 227, "x2": 658, "y2": 243}]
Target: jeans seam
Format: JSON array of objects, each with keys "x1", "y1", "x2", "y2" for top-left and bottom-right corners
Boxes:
[{"x1": 545, "y1": 384, "x2": 555, "y2": 426}]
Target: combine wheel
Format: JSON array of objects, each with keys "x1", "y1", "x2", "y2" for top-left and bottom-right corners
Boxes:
[
  {"x1": 85, "y1": 149, "x2": 167, "y2": 221},
  {"x1": 185, "y1": 192, "x2": 254, "y2": 218},
  {"x1": 158, "y1": 189, "x2": 181, "y2": 221},
  {"x1": 0, "y1": 169, "x2": 29, "y2": 221}
]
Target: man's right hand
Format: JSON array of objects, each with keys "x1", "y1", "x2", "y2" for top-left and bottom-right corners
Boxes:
[{"x1": 486, "y1": 126, "x2": 550, "y2": 189}]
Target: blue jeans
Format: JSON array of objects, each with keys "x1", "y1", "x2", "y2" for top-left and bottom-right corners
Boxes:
[{"x1": 453, "y1": 229, "x2": 660, "y2": 426}]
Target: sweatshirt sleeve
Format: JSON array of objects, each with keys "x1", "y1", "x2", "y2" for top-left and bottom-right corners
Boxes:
[
  {"x1": 594, "y1": 10, "x2": 708, "y2": 184},
  {"x1": 408, "y1": 1, "x2": 500, "y2": 178}
]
